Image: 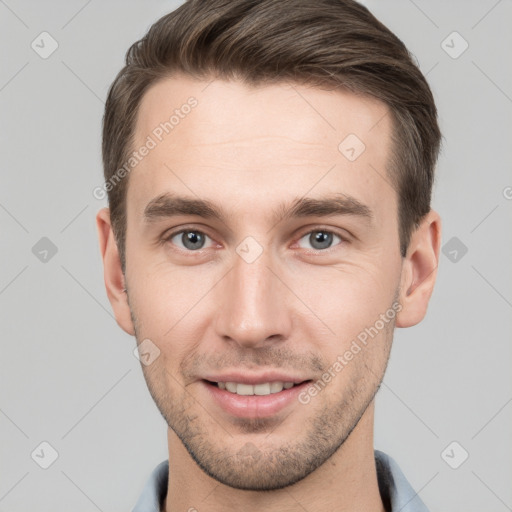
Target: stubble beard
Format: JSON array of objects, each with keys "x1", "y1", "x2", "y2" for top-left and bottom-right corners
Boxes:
[{"x1": 129, "y1": 296, "x2": 394, "y2": 491}]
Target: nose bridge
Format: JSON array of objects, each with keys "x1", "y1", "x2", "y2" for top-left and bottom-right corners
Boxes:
[{"x1": 214, "y1": 243, "x2": 291, "y2": 347}]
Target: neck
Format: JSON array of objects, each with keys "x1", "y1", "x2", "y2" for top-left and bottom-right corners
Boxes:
[{"x1": 164, "y1": 403, "x2": 384, "y2": 512}]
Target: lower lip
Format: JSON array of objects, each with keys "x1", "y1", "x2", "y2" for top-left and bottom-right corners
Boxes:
[{"x1": 202, "y1": 381, "x2": 311, "y2": 419}]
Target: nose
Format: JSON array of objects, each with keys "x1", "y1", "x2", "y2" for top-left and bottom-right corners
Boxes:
[{"x1": 214, "y1": 246, "x2": 293, "y2": 349}]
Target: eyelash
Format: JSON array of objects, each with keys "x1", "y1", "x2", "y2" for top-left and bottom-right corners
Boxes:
[{"x1": 161, "y1": 226, "x2": 348, "y2": 255}]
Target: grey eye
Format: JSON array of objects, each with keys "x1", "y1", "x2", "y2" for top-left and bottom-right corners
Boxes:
[
  {"x1": 171, "y1": 230, "x2": 210, "y2": 251},
  {"x1": 297, "y1": 230, "x2": 342, "y2": 251}
]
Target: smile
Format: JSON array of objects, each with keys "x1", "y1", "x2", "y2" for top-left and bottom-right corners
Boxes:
[
  {"x1": 214, "y1": 381, "x2": 298, "y2": 396},
  {"x1": 202, "y1": 379, "x2": 312, "y2": 418}
]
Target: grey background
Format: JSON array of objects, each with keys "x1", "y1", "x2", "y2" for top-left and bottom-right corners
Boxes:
[{"x1": 1, "y1": 0, "x2": 511, "y2": 510}]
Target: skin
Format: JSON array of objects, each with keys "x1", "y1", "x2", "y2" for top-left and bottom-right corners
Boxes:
[{"x1": 97, "y1": 75, "x2": 441, "y2": 512}]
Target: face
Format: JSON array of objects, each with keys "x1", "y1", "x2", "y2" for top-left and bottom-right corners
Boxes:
[{"x1": 118, "y1": 76, "x2": 406, "y2": 489}]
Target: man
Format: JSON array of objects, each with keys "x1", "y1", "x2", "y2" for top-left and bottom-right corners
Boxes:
[{"x1": 96, "y1": 0, "x2": 441, "y2": 510}]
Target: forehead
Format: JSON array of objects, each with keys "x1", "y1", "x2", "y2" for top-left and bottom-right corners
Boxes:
[
  {"x1": 128, "y1": 74, "x2": 395, "y2": 224},
  {"x1": 136, "y1": 75, "x2": 390, "y2": 146}
]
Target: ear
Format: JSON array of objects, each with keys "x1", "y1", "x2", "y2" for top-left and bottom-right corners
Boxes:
[
  {"x1": 96, "y1": 207, "x2": 135, "y2": 336},
  {"x1": 396, "y1": 210, "x2": 441, "y2": 328}
]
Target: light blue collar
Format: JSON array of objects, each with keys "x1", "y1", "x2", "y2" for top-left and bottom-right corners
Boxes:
[{"x1": 132, "y1": 450, "x2": 429, "y2": 512}]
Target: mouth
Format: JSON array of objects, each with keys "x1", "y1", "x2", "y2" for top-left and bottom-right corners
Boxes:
[
  {"x1": 204, "y1": 380, "x2": 308, "y2": 396},
  {"x1": 201, "y1": 379, "x2": 313, "y2": 418}
]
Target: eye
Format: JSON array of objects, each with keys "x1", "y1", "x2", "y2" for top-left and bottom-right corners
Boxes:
[
  {"x1": 165, "y1": 229, "x2": 215, "y2": 251},
  {"x1": 296, "y1": 229, "x2": 344, "y2": 251}
]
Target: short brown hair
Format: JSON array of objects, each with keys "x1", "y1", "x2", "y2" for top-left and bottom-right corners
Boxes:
[{"x1": 102, "y1": 0, "x2": 441, "y2": 272}]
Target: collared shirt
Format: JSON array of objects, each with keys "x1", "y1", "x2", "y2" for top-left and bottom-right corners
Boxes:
[{"x1": 132, "y1": 450, "x2": 429, "y2": 512}]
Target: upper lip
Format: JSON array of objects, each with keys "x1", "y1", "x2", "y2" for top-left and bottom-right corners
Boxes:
[{"x1": 203, "y1": 372, "x2": 310, "y2": 385}]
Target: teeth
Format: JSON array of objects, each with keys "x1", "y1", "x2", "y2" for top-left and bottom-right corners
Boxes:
[
  {"x1": 270, "y1": 382, "x2": 284, "y2": 393},
  {"x1": 254, "y1": 383, "x2": 271, "y2": 395},
  {"x1": 225, "y1": 382, "x2": 237, "y2": 393},
  {"x1": 217, "y1": 381, "x2": 297, "y2": 396},
  {"x1": 236, "y1": 383, "x2": 254, "y2": 396}
]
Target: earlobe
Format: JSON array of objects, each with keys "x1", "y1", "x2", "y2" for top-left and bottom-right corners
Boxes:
[
  {"x1": 396, "y1": 210, "x2": 442, "y2": 328},
  {"x1": 96, "y1": 208, "x2": 135, "y2": 336}
]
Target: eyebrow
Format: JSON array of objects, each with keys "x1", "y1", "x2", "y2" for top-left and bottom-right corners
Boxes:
[{"x1": 143, "y1": 192, "x2": 373, "y2": 226}]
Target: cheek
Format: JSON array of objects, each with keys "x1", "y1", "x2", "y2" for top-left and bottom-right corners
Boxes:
[
  {"x1": 286, "y1": 261, "x2": 399, "y2": 389},
  {"x1": 127, "y1": 263, "x2": 215, "y2": 358},
  {"x1": 128, "y1": 260, "x2": 200, "y2": 319},
  {"x1": 290, "y1": 262, "x2": 398, "y2": 336}
]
